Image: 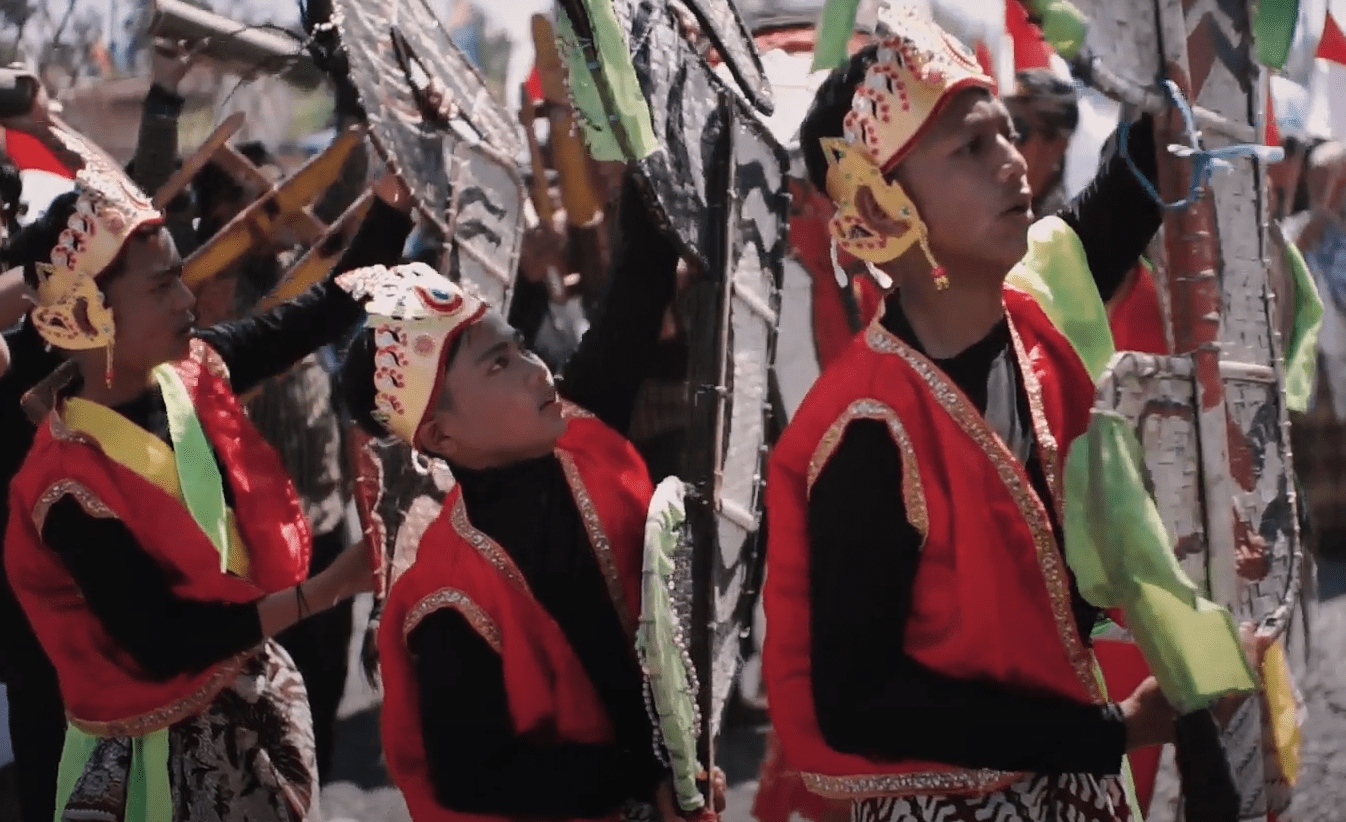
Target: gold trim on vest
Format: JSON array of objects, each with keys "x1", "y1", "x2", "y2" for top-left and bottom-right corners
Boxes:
[
  {"x1": 404, "y1": 588, "x2": 501, "y2": 652},
  {"x1": 1007, "y1": 319, "x2": 1063, "y2": 520},
  {"x1": 33, "y1": 479, "x2": 115, "y2": 534},
  {"x1": 48, "y1": 402, "x2": 97, "y2": 448},
  {"x1": 864, "y1": 321, "x2": 1104, "y2": 703},
  {"x1": 556, "y1": 449, "x2": 636, "y2": 639},
  {"x1": 800, "y1": 767, "x2": 1019, "y2": 799},
  {"x1": 189, "y1": 338, "x2": 231, "y2": 382},
  {"x1": 560, "y1": 401, "x2": 595, "y2": 420},
  {"x1": 67, "y1": 652, "x2": 251, "y2": 737},
  {"x1": 807, "y1": 399, "x2": 929, "y2": 540},
  {"x1": 448, "y1": 495, "x2": 533, "y2": 596}
]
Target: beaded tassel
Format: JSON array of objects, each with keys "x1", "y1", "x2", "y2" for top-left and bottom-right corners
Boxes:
[
  {"x1": 104, "y1": 341, "x2": 115, "y2": 389},
  {"x1": 918, "y1": 235, "x2": 949, "y2": 291}
]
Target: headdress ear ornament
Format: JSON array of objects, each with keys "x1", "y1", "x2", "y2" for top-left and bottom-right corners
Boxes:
[
  {"x1": 819, "y1": 10, "x2": 994, "y2": 293},
  {"x1": 27, "y1": 127, "x2": 162, "y2": 359}
]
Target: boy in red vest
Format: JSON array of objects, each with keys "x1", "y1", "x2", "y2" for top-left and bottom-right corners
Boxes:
[
  {"x1": 338, "y1": 180, "x2": 719, "y2": 822},
  {"x1": 4, "y1": 129, "x2": 410, "y2": 820},
  {"x1": 762, "y1": 9, "x2": 1176, "y2": 822}
]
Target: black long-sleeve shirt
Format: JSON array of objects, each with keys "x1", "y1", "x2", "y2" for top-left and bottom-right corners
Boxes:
[
  {"x1": 808, "y1": 117, "x2": 1161, "y2": 777},
  {"x1": 407, "y1": 177, "x2": 678, "y2": 817},
  {"x1": 32, "y1": 201, "x2": 412, "y2": 681}
]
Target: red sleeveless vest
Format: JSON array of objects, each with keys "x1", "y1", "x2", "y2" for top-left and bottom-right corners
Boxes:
[
  {"x1": 4, "y1": 339, "x2": 310, "y2": 736},
  {"x1": 379, "y1": 408, "x2": 652, "y2": 822},
  {"x1": 763, "y1": 287, "x2": 1106, "y2": 800}
]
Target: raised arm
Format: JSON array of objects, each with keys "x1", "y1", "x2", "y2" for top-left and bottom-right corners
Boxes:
[
  {"x1": 131, "y1": 44, "x2": 197, "y2": 255},
  {"x1": 194, "y1": 176, "x2": 414, "y2": 396},
  {"x1": 1055, "y1": 115, "x2": 1161, "y2": 304},
  {"x1": 809, "y1": 420, "x2": 1129, "y2": 773},
  {"x1": 556, "y1": 171, "x2": 680, "y2": 433}
]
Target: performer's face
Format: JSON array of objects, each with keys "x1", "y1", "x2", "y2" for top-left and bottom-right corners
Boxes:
[
  {"x1": 887, "y1": 89, "x2": 1033, "y2": 280},
  {"x1": 417, "y1": 311, "x2": 568, "y2": 468},
  {"x1": 102, "y1": 227, "x2": 196, "y2": 373}
]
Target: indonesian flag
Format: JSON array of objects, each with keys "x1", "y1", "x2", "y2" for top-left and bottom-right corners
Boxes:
[
  {"x1": 0, "y1": 128, "x2": 75, "y2": 226},
  {"x1": 1306, "y1": 1, "x2": 1346, "y2": 140}
]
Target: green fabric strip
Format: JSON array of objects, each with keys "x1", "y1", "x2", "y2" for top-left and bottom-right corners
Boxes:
[
  {"x1": 154, "y1": 365, "x2": 231, "y2": 565},
  {"x1": 811, "y1": 0, "x2": 862, "y2": 71},
  {"x1": 1254, "y1": 0, "x2": 1301, "y2": 70},
  {"x1": 556, "y1": 0, "x2": 659, "y2": 162},
  {"x1": 1281, "y1": 239, "x2": 1323, "y2": 413},
  {"x1": 1033, "y1": 0, "x2": 1089, "y2": 60},
  {"x1": 1065, "y1": 412, "x2": 1256, "y2": 712},
  {"x1": 1013, "y1": 219, "x2": 1255, "y2": 712},
  {"x1": 53, "y1": 369, "x2": 231, "y2": 822},
  {"x1": 1007, "y1": 216, "x2": 1116, "y2": 379},
  {"x1": 53, "y1": 709, "x2": 172, "y2": 822}
]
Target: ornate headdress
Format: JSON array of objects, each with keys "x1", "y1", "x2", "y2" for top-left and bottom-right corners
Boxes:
[
  {"x1": 337, "y1": 263, "x2": 487, "y2": 446},
  {"x1": 823, "y1": 7, "x2": 995, "y2": 288},
  {"x1": 29, "y1": 129, "x2": 163, "y2": 378}
]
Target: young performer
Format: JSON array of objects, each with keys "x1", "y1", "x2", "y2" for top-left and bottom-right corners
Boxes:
[
  {"x1": 340, "y1": 175, "x2": 693, "y2": 821},
  {"x1": 763, "y1": 11, "x2": 1174, "y2": 821},
  {"x1": 3, "y1": 131, "x2": 412, "y2": 821}
]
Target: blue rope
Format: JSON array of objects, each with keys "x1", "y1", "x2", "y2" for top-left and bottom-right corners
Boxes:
[{"x1": 1118, "y1": 79, "x2": 1285, "y2": 210}]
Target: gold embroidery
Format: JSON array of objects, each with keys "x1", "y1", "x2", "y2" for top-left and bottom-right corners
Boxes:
[
  {"x1": 556, "y1": 450, "x2": 636, "y2": 638},
  {"x1": 191, "y1": 338, "x2": 231, "y2": 382},
  {"x1": 801, "y1": 769, "x2": 1020, "y2": 800},
  {"x1": 68, "y1": 653, "x2": 251, "y2": 737},
  {"x1": 404, "y1": 588, "x2": 501, "y2": 652},
  {"x1": 48, "y1": 400, "x2": 98, "y2": 448},
  {"x1": 865, "y1": 323, "x2": 1103, "y2": 703},
  {"x1": 448, "y1": 495, "x2": 532, "y2": 596},
  {"x1": 560, "y1": 401, "x2": 594, "y2": 420},
  {"x1": 806, "y1": 399, "x2": 929, "y2": 540},
  {"x1": 33, "y1": 480, "x2": 115, "y2": 534},
  {"x1": 1007, "y1": 320, "x2": 1062, "y2": 520}
]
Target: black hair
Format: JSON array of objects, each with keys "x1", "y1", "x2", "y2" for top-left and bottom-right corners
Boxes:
[
  {"x1": 0, "y1": 159, "x2": 23, "y2": 238},
  {"x1": 192, "y1": 160, "x2": 245, "y2": 245},
  {"x1": 238, "y1": 141, "x2": 276, "y2": 170},
  {"x1": 1006, "y1": 68, "x2": 1080, "y2": 140},
  {"x1": 340, "y1": 324, "x2": 466, "y2": 438},
  {"x1": 800, "y1": 44, "x2": 881, "y2": 193}
]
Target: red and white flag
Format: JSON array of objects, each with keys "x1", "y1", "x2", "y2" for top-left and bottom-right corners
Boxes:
[
  {"x1": 0, "y1": 128, "x2": 76, "y2": 225},
  {"x1": 1306, "y1": 1, "x2": 1346, "y2": 139}
]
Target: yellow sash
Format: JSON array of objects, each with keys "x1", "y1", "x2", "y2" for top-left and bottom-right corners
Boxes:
[{"x1": 61, "y1": 396, "x2": 250, "y2": 578}]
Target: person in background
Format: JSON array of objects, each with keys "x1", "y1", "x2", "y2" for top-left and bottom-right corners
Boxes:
[{"x1": 1004, "y1": 67, "x2": 1079, "y2": 217}]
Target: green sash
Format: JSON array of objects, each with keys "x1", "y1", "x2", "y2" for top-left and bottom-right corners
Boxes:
[
  {"x1": 556, "y1": 0, "x2": 659, "y2": 162},
  {"x1": 1008, "y1": 217, "x2": 1258, "y2": 712},
  {"x1": 53, "y1": 366, "x2": 233, "y2": 821}
]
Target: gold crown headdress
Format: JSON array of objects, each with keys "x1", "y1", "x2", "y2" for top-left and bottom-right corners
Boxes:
[
  {"x1": 337, "y1": 263, "x2": 488, "y2": 446},
  {"x1": 823, "y1": 6, "x2": 995, "y2": 290},
  {"x1": 29, "y1": 128, "x2": 162, "y2": 382}
]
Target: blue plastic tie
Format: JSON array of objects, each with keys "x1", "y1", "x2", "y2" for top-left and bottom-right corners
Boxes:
[{"x1": 1119, "y1": 79, "x2": 1284, "y2": 210}]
